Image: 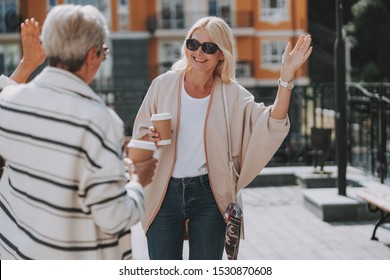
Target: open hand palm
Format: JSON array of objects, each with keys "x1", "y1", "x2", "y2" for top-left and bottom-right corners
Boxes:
[{"x1": 281, "y1": 35, "x2": 312, "y2": 79}]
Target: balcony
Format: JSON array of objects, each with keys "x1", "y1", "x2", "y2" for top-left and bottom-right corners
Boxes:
[{"x1": 148, "y1": 10, "x2": 253, "y2": 33}]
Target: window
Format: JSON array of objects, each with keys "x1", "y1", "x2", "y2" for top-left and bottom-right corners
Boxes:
[
  {"x1": 0, "y1": 0, "x2": 19, "y2": 33},
  {"x1": 260, "y1": 0, "x2": 289, "y2": 22},
  {"x1": 158, "y1": 40, "x2": 182, "y2": 74},
  {"x1": 65, "y1": 0, "x2": 111, "y2": 29},
  {"x1": 47, "y1": 0, "x2": 56, "y2": 10},
  {"x1": 118, "y1": 0, "x2": 129, "y2": 31},
  {"x1": 160, "y1": 0, "x2": 184, "y2": 29},
  {"x1": 0, "y1": 44, "x2": 20, "y2": 77},
  {"x1": 208, "y1": 0, "x2": 231, "y2": 25},
  {"x1": 236, "y1": 61, "x2": 252, "y2": 78},
  {"x1": 261, "y1": 40, "x2": 286, "y2": 70}
]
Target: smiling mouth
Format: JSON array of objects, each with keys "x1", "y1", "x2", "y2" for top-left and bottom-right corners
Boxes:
[{"x1": 193, "y1": 56, "x2": 207, "y2": 62}]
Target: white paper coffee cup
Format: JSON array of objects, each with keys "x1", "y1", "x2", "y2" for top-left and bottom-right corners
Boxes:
[
  {"x1": 127, "y1": 139, "x2": 156, "y2": 163},
  {"x1": 151, "y1": 113, "x2": 172, "y2": 145}
]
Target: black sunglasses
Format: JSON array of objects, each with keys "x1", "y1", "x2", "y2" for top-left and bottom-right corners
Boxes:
[{"x1": 186, "y1": 38, "x2": 219, "y2": 54}]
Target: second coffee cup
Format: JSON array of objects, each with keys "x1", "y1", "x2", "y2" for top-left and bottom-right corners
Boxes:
[
  {"x1": 151, "y1": 113, "x2": 172, "y2": 145},
  {"x1": 127, "y1": 139, "x2": 156, "y2": 163}
]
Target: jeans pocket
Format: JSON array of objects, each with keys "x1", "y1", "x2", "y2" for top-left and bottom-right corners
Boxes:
[{"x1": 200, "y1": 175, "x2": 212, "y2": 193}]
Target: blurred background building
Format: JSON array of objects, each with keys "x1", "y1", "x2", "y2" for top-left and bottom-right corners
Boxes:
[
  {"x1": 0, "y1": 0, "x2": 310, "y2": 86},
  {"x1": 1, "y1": 0, "x2": 389, "y2": 183},
  {"x1": 0, "y1": 0, "x2": 309, "y2": 134}
]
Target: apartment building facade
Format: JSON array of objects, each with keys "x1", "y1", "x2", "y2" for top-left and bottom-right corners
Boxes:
[{"x1": 0, "y1": 0, "x2": 309, "y2": 136}]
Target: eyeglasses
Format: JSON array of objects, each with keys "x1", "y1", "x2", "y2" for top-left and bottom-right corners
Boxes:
[
  {"x1": 186, "y1": 38, "x2": 219, "y2": 55},
  {"x1": 97, "y1": 44, "x2": 109, "y2": 61}
]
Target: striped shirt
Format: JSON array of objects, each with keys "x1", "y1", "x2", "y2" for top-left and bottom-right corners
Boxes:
[{"x1": 0, "y1": 67, "x2": 144, "y2": 259}]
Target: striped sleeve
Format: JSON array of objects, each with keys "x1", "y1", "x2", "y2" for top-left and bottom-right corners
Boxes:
[
  {"x1": 0, "y1": 75, "x2": 17, "y2": 90},
  {"x1": 125, "y1": 181, "x2": 145, "y2": 221},
  {"x1": 77, "y1": 110, "x2": 144, "y2": 235}
]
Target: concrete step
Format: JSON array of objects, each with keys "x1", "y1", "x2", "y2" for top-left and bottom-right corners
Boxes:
[
  {"x1": 303, "y1": 187, "x2": 378, "y2": 222},
  {"x1": 249, "y1": 165, "x2": 385, "y2": 222}
]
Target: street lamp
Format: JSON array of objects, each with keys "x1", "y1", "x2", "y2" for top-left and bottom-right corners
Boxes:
[{"x1": 334, "y1": 0, "x2": 347, "y2": 196}]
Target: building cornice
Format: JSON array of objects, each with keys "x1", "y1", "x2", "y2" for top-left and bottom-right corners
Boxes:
[
  {"x1": 0, "y1": 33, "x2": 20, "y2": 43},
  {"x1": 110, "y1": 32, "x2": 151, "y2": 40},
  {"x1": 255, "y1": 29, "x2": 307, "y2": 37}
]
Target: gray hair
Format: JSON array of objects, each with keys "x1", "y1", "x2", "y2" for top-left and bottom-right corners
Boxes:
[
  {"x1": 41, "y1": 4, "x2": 108, "y2": 72},
  {"x1": 172, "y1": 16, "x2": 237, "y2": 83}
]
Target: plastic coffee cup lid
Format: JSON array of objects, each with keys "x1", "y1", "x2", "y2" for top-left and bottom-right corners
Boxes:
[
  {"x1": 127, "y1": 140, "x2": 157, "y2": 151},
  {"x1": 151, "y1": 113, "x2": 172, "y2": 121}
]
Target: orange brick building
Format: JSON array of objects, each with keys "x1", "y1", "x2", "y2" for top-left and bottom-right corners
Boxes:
[
  {"x1": 1, "y1": 0, "x2": 309, "y2": 88},
  {"x1": 0, "y1": 0, "x2": 308, "y2": 136}
]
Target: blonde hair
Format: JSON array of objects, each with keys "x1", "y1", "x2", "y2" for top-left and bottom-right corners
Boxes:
[{"x1": 172, "y1": 16, "x2": 237, "y2": 83}]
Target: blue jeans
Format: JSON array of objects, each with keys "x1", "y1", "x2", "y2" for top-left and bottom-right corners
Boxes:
[{"x1": 146, "y1": 174, "x2": 226, "y2": 260}]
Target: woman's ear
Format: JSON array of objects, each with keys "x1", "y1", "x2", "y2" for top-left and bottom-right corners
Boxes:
[{"x1": 85, "y1": 47, "x2": 99, "y2": 68}]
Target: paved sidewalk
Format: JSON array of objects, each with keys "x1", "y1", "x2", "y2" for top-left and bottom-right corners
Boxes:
[{"x1": 131, "y1": 185, "x2": 390, "y2": 260}]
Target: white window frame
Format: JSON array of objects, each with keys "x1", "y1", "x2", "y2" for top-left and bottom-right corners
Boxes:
[
  {"x1": 208, "y1": 0, "x2": 232, "y2": 26},
  {"x1": 64, "y1": 0, "x2": 111, "y2": 29},
  {"x1": 260, "y1": 0, "x2": 289, "y2": 22},
  {"x1": 261, "y1": 40, "x2": 287, "y2": 71},
  {"x1": 118, "y1": 0, "x2": 129, "y2": 31},
  {"x1": 160, "y1": 0, "x2": 185, "y2": 29}
]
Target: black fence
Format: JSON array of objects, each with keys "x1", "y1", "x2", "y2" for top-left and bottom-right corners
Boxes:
[
  {"x1": 347, "y1": 83, "x2": 390, "y2": 184},
  {"x1": 95, "y1": 82, "x2": 390, "y2": 184},
  {"x1": 1, "y1": 82, "x2": 388, "y2": 184}
]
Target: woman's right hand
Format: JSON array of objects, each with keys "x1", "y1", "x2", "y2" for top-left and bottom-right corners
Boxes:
[
  {"x1": 10, "y1": 18, "x2": 46, "y2": 83},
  {"x1": 147, "y1": 126, "x2": 161, "y2": 144},
  {"x1": 21, "y1": 18, "x2": 46, "y2": 70}
]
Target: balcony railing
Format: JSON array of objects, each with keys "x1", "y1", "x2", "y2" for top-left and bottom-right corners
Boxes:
[{"x1": 148, "y1": 10, "x2": 253, "y2": 32}]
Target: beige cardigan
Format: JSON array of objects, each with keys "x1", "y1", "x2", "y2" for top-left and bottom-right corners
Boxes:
[{"x1": 132, "y1": 70, "x2": 290, "y2": 232}]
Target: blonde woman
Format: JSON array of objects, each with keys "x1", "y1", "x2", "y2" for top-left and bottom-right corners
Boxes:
[{"x1": 133, "y1": 16, "x2": 312, "y2": 260}]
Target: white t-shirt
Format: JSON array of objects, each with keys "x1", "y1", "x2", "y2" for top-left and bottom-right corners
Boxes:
[{"x1": 172, "y1": 78, "x2": 210, "y2": 178}]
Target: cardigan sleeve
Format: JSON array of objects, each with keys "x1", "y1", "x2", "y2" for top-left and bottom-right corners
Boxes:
[
  {"x1": 132, "y1": 77, "x2": 159, "y2": 140},
  {"x1": 233, "y1": 86, "x2": 291, "y2": 191}
]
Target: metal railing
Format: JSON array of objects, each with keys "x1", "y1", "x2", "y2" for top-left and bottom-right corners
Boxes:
[
  {"x1": 147, "y1": 10, "x2": 253, "y2": 32},
  {"x1": 294, "y1": 82, "x2": 390, "y2": 183},
  {"x1": 30, "y1": 81, "x2": 388, "y2": 185},
  {"x1": 347, "y1": 83, "x2": 390, "y2": 184},
  {"x1": 1, "y1": 81, "x2": 389, "y2": 184}
]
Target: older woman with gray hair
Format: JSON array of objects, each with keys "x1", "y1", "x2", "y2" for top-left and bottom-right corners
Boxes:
[
  {"x1": 0, "y1": 4, "x2": 156, "y2": 259},
  {"x1": 133, "y1": 16, "x2": 312, "y2": 260}
]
